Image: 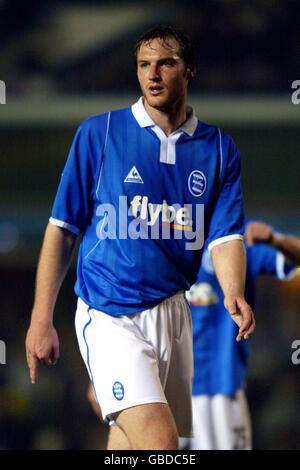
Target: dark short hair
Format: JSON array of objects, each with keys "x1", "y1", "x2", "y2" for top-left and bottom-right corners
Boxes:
[{"x1": 134, "y1": 25, "x2": 197, "y2": 71}]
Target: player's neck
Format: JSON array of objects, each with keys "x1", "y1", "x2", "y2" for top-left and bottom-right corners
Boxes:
[{"x1": 143, "y1": 98, "x2": 188, "y2": 137}]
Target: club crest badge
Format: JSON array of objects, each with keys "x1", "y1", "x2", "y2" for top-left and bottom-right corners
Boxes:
[
  {"x1": 188, "y1": 170, "x2": 206, "y2": 197},
  {"x1": 113, "y1": 381, "x2": 124, "y2": 400}
]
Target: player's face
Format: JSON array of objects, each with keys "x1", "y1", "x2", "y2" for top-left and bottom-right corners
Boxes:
[{"x1": 137, "y1": 37, "x2": 191, "y2": 111}]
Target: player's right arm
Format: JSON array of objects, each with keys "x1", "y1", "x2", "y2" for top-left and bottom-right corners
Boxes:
[{"x1": 25, "y1": 222, "x2": 77, "y2": 384}]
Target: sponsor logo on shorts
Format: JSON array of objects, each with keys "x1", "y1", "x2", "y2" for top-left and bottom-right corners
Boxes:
[
  {"x1": 188, "y1": 170, "x2": 206, "y2": 197},
  {"x1": 113, "y1": 381, "x2": 124, "y2": 400}
]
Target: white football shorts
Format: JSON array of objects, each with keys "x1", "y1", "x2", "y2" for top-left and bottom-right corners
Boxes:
[
  {"x1": 75, "y1": 292, "x2": 194, "y2": 438},
  {"x1": 180, "y1": 388, "x2": 252, "y2": 450}
]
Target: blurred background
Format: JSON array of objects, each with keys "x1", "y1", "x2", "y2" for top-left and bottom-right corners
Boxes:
[{"x1": 0, "y1": 0, "x2": 299, "y2": 450}]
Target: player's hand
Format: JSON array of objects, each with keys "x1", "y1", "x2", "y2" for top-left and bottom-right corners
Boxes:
[
  {"x1": 25, "y1": 320, "x2": 59, "y2": 384},
  {"x1": 224, "y1": 295, "x2": 255, "y2": 342},
  {"x1": 245, "y1": 221, "x2": 273, "y2": 246}
]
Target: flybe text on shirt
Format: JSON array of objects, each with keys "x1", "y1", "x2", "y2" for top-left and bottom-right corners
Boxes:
[{"x1": 95, "y1": 195, "x2": 204, "y2": 251}]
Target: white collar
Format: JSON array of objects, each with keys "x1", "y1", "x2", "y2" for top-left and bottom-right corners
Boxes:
[{"x1": 131, "y1": 97, "x2": 198, "y2": 136}]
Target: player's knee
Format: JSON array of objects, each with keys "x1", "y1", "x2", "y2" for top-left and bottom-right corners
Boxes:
[
  {"x1": 134, "y1": 410, "x2": 178, "y2": 450},
  {"x1": 157, "y1": 429, "x2": 178, "y2": 450},
  {"x1": 116, "y1": 404, "x2": 179, "y2": 450},
  {"x1": 131, "y1": 427, "x2": 178, "y2": 450}
]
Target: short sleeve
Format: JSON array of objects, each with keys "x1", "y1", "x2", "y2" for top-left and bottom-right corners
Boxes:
[
  {"x1": 50, "y1": 120, "x2": 100, "y2": 235},
  {"x1": 207, "y1": 133, "x2": 244, "y2": 251},
  {"x1": 254, "y1": 243, "x2": 297, "y2": 281}
]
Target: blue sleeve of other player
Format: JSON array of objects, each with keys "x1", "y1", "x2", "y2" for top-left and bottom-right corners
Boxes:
[
  {"x1": 253, "y1": 243, "x2": 297, "y2": 281},
  {"x1": 50, "y1": 117, "x2": 105, "y2": 235},
  {"x1": 207, "y1": 133, "x2": 244, "y2": 251}
]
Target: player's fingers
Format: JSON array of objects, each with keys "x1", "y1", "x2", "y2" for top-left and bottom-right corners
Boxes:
[
  {"x1": 41, "y1": 356, "x2": 53, "y2": 366},
  {"x1": 243, "y1": 315, "x2": 256, "y2": 339},
  {"x1": 25, "y1": 347, "x2": 31, "y2": 368},
  {"x1": 49, "y1": 345, "x2": 59, "y2": 365},
  {"x1": 225, "y1": 298, "x2": 242, "y2": 328},
  {"x1": 29, "y1": 355, "x2": 39, "y2": 384},
  {"x1": 37, "y1": 348, "x2": 57, "y2": 366},
  {"x1": 237, "y1": 305, "x2": 255, "y2": 341},
  {"x1": 225, "y1": 297, "x2": 255, "y2": 341},
  {"x1": 244, "y1": 228, "x2": 254, "y2": 246},
  {"x1": 26, "y1": 345, "x2": 35, "y2": 369},
  {"x1": 245, "y1": 223, "x2": 262, "y2": 245}
]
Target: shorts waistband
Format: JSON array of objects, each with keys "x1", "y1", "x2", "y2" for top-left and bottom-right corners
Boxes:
[
  {"x1": 78, "y1": 290, "x2": 186, "y2": 316},
  {"x1": 162, "y1": 290, "x2": 185, "y2": 303}
]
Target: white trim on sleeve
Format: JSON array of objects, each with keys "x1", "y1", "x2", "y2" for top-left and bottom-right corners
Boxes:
[
  {"x1": 49, "y1": 217, "x2": 81, "y2": 235},
  {"x1": 208, "y1": 234, "x2": 244, "y2": 252},
  {"x1": 275, "y1": 251, "x2": 297, "y2": 281}
]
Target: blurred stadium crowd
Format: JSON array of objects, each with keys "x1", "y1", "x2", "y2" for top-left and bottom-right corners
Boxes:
[
  {"x1": 1, "y1": 0, "x2": 299, "y2": 96},
  {"x1": 0, "y1": 0, "x2": 299, "y2": 450}
]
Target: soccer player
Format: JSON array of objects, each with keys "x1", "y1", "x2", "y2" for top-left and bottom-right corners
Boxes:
[
  {"x1": 25, "y1": 26, "x2": 255, "y2": 450},
  {"x1": 185, "y1": 219, "x2": 299, "y2": 450}
]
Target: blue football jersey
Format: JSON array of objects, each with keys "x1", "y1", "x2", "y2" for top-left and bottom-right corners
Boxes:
[
  {"x1": 188, "y1": 221, "x2": 297, "y2": 395},
  {"x1": 50, "y1": 98, "x2": 244, "y2": 316}
]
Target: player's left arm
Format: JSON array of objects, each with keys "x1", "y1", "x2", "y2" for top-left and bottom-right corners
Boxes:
[
  {"x1": 245, "y1": 221, "x2": 300, "y2": 265},
  {"x1": 211, "y1": 239, "x2": 255, "y2": 342}
]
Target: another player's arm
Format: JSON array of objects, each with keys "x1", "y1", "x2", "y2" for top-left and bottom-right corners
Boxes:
[
  {"x1": 245, "y1": 221, "x2": 300, "y2": 265},
  {"x1": 25, "y1": 223, "x2": 77, "y2": 384},
  {"x1": 211, "y1": 239, "x2": 255, "y2": 342},
  {"x1": 273, "y1": 235, "x2": 300, "y2": 264}
]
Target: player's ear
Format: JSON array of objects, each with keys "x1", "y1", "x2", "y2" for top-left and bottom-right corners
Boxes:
[{"x1": 186, "y1": 66, "x2": 196, "y2": 82}]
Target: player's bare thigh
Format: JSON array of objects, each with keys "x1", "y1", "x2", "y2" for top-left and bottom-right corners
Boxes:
[
  {"x1": 107, "y1": 425, "x2": 132, "y2": 450},
  {"x1": 114, "y1": 402, "x2": 179, "y2": 450}
]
